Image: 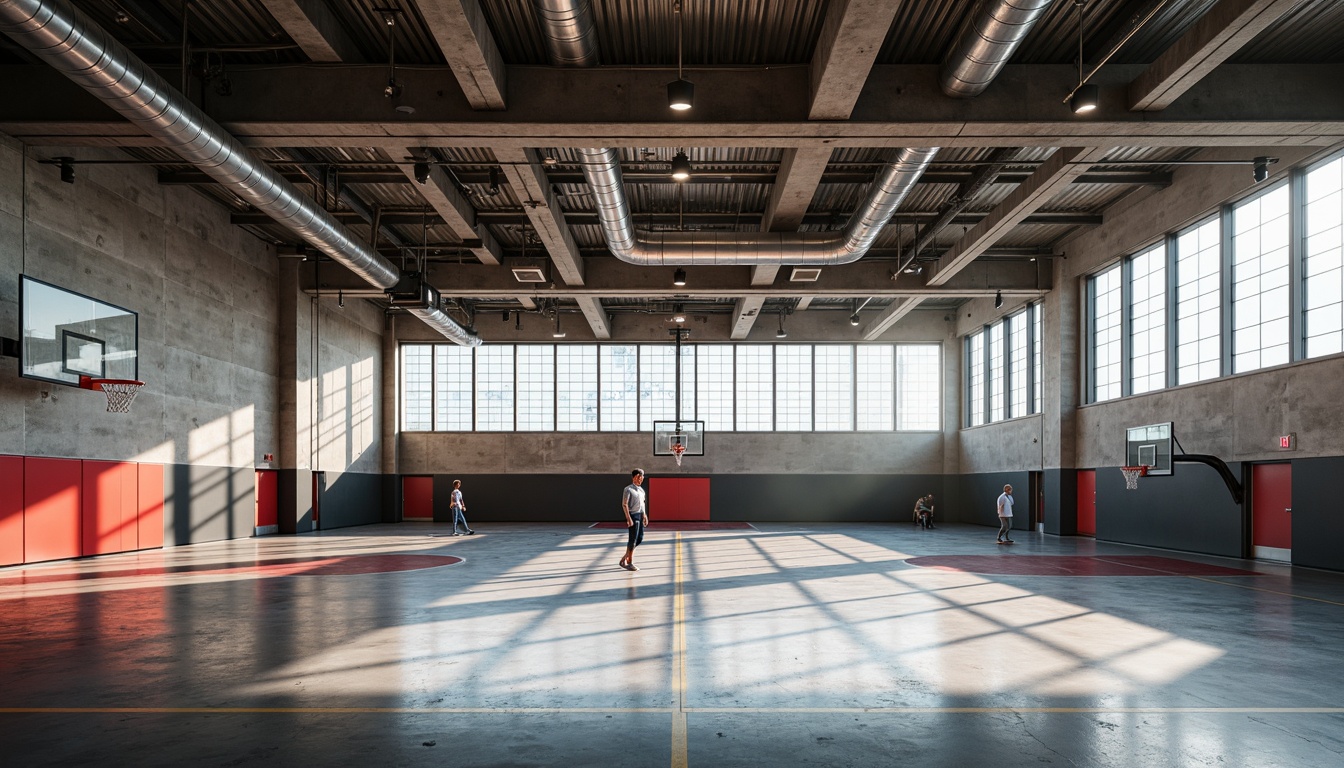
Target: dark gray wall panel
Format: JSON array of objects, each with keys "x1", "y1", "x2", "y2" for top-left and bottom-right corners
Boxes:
[
  {"x1": 1043, "y1": 468, "x2": 1078, "y2": 536},
  {"x1": 278, "y1": 468, "x2": 314, "y2": 534},
  {"x1": 318, "y1": 471, "x2": 383, "y2": 530},
  {"x1": 947, "y1": 472, "x2": 1032, "y2": 531},
  {"x1": 434, "y1": 474, "x2": 631, "y2": 522},
  {"x1": 1095, "y1": 462, "x2": 1244, "y2": 557},
  {"x1": 166, "y1": 464, "x2": 255, "y2": 546},
  {"x1": 1291, "y1": 457, "x2": 1344, "y2": 572}
]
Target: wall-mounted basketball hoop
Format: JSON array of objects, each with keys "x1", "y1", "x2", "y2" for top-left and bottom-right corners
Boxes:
[
  {"x1": 1120, "y1": 465, "x2": 1148, "y2": 490},
  {"x1": 80, "y1": 376, "x2": 145, "y2": 413}
]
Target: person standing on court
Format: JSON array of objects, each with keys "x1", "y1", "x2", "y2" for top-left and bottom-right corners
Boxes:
[
  {"x1": 619, "y1": 469, "x2": 648, "y2": 571},
  {"x1": 449, "y1": 479, "x2": 474, "y2": 536},
  {"x1": 996, "y1": 484, "x2": 1014, "y2": 544}
]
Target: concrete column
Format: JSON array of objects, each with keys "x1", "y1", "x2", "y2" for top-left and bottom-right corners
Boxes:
[
  {"x1": 278, "y1": 259, "x2": 316, "y2": 532},
  {"x1": 381, "y1": 313, "x2": 401, "y2": 523},
  {"x1": 1041, "y1": 259, "x2": 1080, "y2": 534}
]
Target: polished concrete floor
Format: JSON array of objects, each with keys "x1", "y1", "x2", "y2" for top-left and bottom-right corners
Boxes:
[{"x1": 1, "y1": 522, "x2": 1342, "y2": 767}]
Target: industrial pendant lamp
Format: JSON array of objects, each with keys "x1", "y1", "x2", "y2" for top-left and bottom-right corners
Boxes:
[
  {"x1": 673, "y1": 267, "x2": 687, "y2": 286},
  {"x1": 776, "y1": 310, "x2": 788, "y2": 339},
  {"x1": 667, "y1": 1, "x2": 693, "y2": 111},
  {"x1": 671, "y1": 150, "x2": 692, "y2": 181},
  {"x1": 1066, "y1": 1, "x2": 1097, "y2": 114},
  {"x1": 552, "y1": 311, "x2": 566, "y2": 339}
]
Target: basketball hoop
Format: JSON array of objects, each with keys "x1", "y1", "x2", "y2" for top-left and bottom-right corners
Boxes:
[
  {"x1": 82, "y1": 377, "x2": 145, "y2": 413},
  {"x1": 671, "y1": 442, "x2": 686, "y2": 467},
  {"x1": 1120, "y1": 465, "x2": 1148, "y2": 491}
]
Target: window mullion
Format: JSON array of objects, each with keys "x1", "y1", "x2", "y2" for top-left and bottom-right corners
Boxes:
[
  {"x1": 1220, "y1": 204, "x2": 1235, "y2": 378},
  {"x1": 1121, "y1": 256, "x2": 1133, "y2": 397},
  {"x1": 1290, "y1": 169, "x2": 1306, "y2": 362}
]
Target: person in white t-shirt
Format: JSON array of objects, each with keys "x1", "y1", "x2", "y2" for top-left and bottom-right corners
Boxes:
[
  {"x1": 996, "y1": 484, "x2": 1014, "y2": 544},
  {"x1": 619, "y1": 469, "x2": 649, "y2": 571},
  {"x1": 449, "y1": 480, "x2": 474, "y2": 536}
]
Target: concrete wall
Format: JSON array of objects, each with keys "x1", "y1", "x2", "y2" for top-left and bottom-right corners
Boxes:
[{"x1": 0, "y1": 135, "x2": 385, "y2": 545}]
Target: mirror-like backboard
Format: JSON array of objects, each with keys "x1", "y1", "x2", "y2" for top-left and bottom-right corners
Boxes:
[
  {"x1": 653, "y1": 420, "x2": 705, "y2": 457},
  {"x1": 20, "y1": 275, "x2": 139, "y2": 387},
  {"x1": 1125, "y1": 422, "x2": 1173, "y2": 476}
]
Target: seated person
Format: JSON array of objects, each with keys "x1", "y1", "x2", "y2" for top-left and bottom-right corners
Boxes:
[{"x1": 914, "y1": 494, "x2": 935, "y2": 529}]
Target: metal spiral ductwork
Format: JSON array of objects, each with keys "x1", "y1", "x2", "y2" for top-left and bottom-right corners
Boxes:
[
  {"x1": 533, "y1": 0, "x2": 599, "y2": 66},
  {"x1": 0, "y1": 0, "x2": 480, "y2": 346},
  {"x1": 940, "y1": 0, "x2": 1055, "y2": 98},
  {"x1": 578, "y1": 147, "x2": 939, "y2": 266}
]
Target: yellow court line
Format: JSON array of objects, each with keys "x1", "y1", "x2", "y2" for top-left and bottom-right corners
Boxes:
[
  {"x1": 3, "y1": 706, "x2": 1341, "y2": 716},
  {"x1": 672, "y1": 531, "x2": 688, "y2": 768},
  {"x1": 1182, "y1": 575, "x2": 1344, "y2": 607}
]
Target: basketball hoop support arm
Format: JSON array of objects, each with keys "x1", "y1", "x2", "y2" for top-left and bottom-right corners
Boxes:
[
  {"x1": 1173, "y1": 454, "x2": 1244, "y2": 505},
  {"x1": 671, "y1": 327, "x2": 690, "y2": 434}
]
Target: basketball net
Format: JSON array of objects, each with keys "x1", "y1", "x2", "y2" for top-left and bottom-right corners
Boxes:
[
  {"x1": 90, "y1": 379, "x2": 144, "y2": 413},
  {"x1": 672, "y1": 442, "x2": 686, "y2": 467},
  {"x1": 1120, "y1": 465, "x2": 1147, "y2": 491}
]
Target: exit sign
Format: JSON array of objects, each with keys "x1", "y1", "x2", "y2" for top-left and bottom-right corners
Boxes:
[{"x1": 1279, "y1": 434, "x2": 1296, "y2": 450}]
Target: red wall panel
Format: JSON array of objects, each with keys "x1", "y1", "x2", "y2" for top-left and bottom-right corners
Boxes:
[
  {"x1": 255, "y1": 470, "x2": 278, "y2": 528},
  {"x1": 649, "y1": 477, "x2": 710, "y2": 521},
  {"x1": 24, "y1": 457, "x2": 82, "y2": 563},
  {"x1": 120, "y1": 462, "x2": 139, "y2": 552},
  {"x1": 1076, "y1": 470, "x2": 1096, "y2": 537},
  {"x1": 137, "y1": 463, "x2": 164, "y2": 550},
  {"x1": 0, "y1": 455, "x2": 22, "y2": 566},
  {"x1": 82, "y1": 460, "x2": 127, "y2": 556},
  {"x1": 403, "y1": 476, "x2": 433, "y2": 520}
]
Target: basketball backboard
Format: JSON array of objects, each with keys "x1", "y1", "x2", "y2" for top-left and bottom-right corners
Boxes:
[
  {"x1": 653, "y1": 420, "x2": 705, "y2": 457},
  {"x1": 20, "y1": 275, "x2": 138, "y2": 387},
  {"x1": 1126, "y1": 422, "x2": 1173, "y2": 476}
]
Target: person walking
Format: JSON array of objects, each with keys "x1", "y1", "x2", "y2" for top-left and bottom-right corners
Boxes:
[
  {"x1": 449, "y1": 479, "x2": 474, "y2": 536},
  {"x1": 619, "y1": 468, "x2": 648, "y2": 571},
  {"x1": 996, "y1": 484, "x2": 1014, "y2": 544},
  {"x1": 915, "y1": 494, "x2": 936, "y2": 529}
]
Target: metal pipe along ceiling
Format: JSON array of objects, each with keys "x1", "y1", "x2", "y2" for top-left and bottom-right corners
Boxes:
[
  {"x1": 533, "y1": 0, "x2": 599, "y2": 66},
  {"x1": 578, "y1": 147, "x2": 940, "y2": 266},
  {"x1": 940, "y1": 0, "x2": 1055, "y2": 98},
  {"x1": 0, "y1": 0, "x2": 480, "y2": 346}
]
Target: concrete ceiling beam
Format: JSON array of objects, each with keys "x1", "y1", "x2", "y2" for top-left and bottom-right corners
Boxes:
[
  {"x1": 5, "y1": 64, "x2": 1344, "y2": 148},
  {"x1": 730, "y1": 296, "x2": 767, "y2": 340},
  {"x1": 1129, "y1": 0, "x2": 1306, "y2": 112},
  {"x1": 420, "y1": 0, "x2": 508, "y2": 110},
  {"x1": 399, "y1": 149, "x2": 501, "y2": 265},
  {"x1": 258, "y1": 0, "x2": 363, "y2": 63},
  {"x1": 808, "y1": 0, "x2": 904, "y2": 120}
]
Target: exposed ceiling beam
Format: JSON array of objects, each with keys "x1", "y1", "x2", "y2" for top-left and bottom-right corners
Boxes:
[
  {"x1": 927, "y1": 147, "x2": 1112, "y2": 285},
  {"x1": 7, "y1": 64, "x2": 1343, "y2": 148},
  {"x1": 258, "y1": 0, "x2": 362, "y2": 63},
  {"x1": 730, "y1": 296, "x2": 766, "y2": 340},
  {"x1": 752, "y1": 147, "x2": 834, "y2": 289},
  {"x1": 859, "y1": 297, "x2": 920, "y2": 339},
  {"x1": 493, "y1": 148, "x2": 585, "y2": 287},
  {"x1": 159, "y1": 168, "x2": 1175, "y2": 188},
  {"x1": 398, "y1": 149, "x2": 501, "y2": 264},
  {"x1": 808, "y1": 0, "x2": 903, "y2": 120},
  {"x1": 574, "y1": 296, "x2": 611, "y2": 340},
  {"x1": 1129, "y1": 0, "x2": 1306, "y2": 112},
  {"x1": 419, "y1": 0, "x2": 508, "y2": 110},
  {"x1": 232, "y1": 210, "x2": 1103, "y2": 228},
  {"x1": 305, "y1": 258, "x2": 1051, "y2": 299}
]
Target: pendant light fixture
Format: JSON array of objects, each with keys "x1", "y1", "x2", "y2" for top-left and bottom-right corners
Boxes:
[
  {"x1": 673, "y1": 267, "x2": 687, "y2": 286},
  {"x1": 671, "y1": 149, "x2": 692, "y2": 181},
  {"x1": 1066, "y1": 1, "x2": 1097, "y2": 114},
  {"x1": 667, "y1": 1, "x2": 693, "y2": 111},
  {"x1": 776, "y1": 310, "x2": 788, "y2": 339}
]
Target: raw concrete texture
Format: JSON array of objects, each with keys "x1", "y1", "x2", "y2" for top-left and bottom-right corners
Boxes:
[{"x1": 959, "y1": 414, "x2": 1045, "y2": 473}]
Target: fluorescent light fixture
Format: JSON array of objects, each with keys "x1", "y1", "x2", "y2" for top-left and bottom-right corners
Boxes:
[{"x1": 511, "y1": 267, "x2": 548, "y2": 283}]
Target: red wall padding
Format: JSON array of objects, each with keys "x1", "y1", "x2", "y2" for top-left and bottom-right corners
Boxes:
[
  {"x1": 24, "y1": 457, "x2": 82, "y2": 563},
  {"x1": 1077, "y1": 469, "x2": 1096, "y2": 537},
  {"x1": 0, "y1": 455, "x2": 22, "y2": 566},
  {"x1": 137, "y1": 463, "x2": 164, "y2": 551},
  {"x1": 403, "y1": 476, "x2": 433, "y2": 519},
  {"x1": 255, "y1": 470, "x2": 278, "y2": 527},
  {"x1": 649, "y1": 477, "x2": 711, "y2": 521},
  {"x1": 81, "y1": 461, "x2": 140, "y2": 556}
]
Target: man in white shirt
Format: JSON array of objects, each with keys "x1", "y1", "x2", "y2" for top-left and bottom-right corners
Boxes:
[
  {"x1": 619, "y1": 469, "x2": 649, "y2": 571},
  {"x1": 996, "y1": 484, "x2": 1015, "y2": 544}
]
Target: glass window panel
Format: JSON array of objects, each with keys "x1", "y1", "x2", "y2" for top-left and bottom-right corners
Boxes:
[
  {"x1": 1305, "y1": 155, "x2": 1344, "y2": 358},
  {"x1": 1232, "y1": 184, "x2": 1291, "y2": 372},
  {"x1": 988, "y1": 322, "x2": 1005, "y2": 420},
  {"x1": 696, "y1": 346, "x2": 734, "y2": 432},
  {"x1": 515, "y1": 345, "x2": 555, "y2": 431},
  {"x1": 1008, "y1": 312, "x2": 1029, "y2": 416},
  {"x1": 897, "y1": 344, "x2": 940, "y2": 430},
  {"x1": 556, "y1": 345, "x2": 598, "y2": 431},
  {"x1": 1129, "y1": 243, "x2": 1167, "y2": 394},
  {"x1": 735, "y1": 346, "x2": 774, "y2": 431},
  {"x1": 402, "y1": 344, "x2": 432, "y2": 431},
  {"x1": 775, "y1": 345, "x2": 812, "y2": 431},
  {"x1": 967, "y1": 332, "x2": 985, "y2": 426},
  {"x1": 856, "y1": 345, "x2": 893, "y2": 430},
  {"x1": 474, "y1": 345, "x2": 514, "y2": 430},
  {"x1": 639, "y1": 345, "x2": 695, "y2": 430},
  {"x1": 435, "y1": 344, "x2": 474, "y2": 431},
  {"x1": 600, "y1": 345, "x2": 639, "y2": 431},
  {"x1": 814, "y1": 345, "x2": 854, "y2": 431},
  {"x1": 1091, "y1": 265, "x2": 1122, "y2": 401}
]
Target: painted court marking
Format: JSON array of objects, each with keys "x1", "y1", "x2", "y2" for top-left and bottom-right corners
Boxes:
[
  {"x1": 905, "y1": 555, "x2": 1257, "y2": 577},
  {"x1": 2, "y1": 706, "x2": 1340, "y2": 715},
  {"x1": 588, "y1": 522, "x2": 754, "y2": 531},
  {"x1": 0, "y1": 555, "x2": 462, "y2": 584}
]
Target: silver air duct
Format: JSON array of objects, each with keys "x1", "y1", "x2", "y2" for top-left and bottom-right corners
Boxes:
[
  {"x1": 533, "y1": 0, "x2": 599, "y2": 66},
  {"x1": 0, "y1": 0, "x2": 480, "y2": 346},
  {"x1": 940, "y1": 0, "x2": 1055, "y2": 98},
  {"x1": 578, "y1": 147, "x2": 939, "y2": 266}
]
